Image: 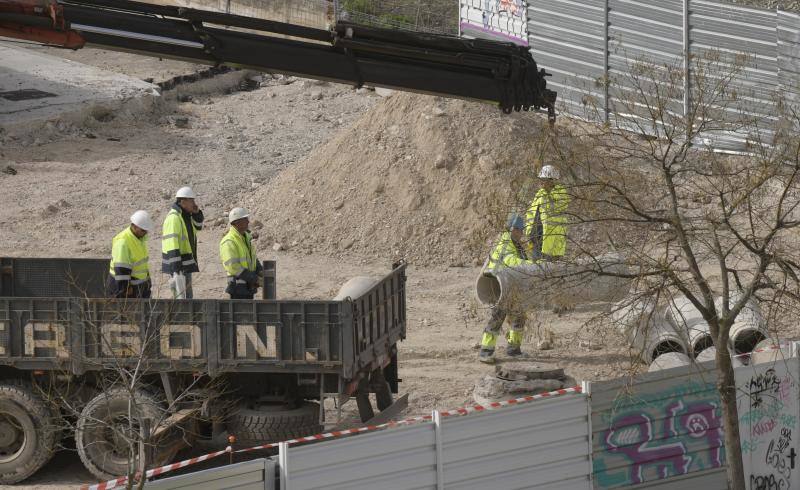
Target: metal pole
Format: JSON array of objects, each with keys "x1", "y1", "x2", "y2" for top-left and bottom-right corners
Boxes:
[
  {"x1": 279, "y1": 441, "x2": 289, "y2": 490},
  {"x1": 581, "y1": 381, "x2": 593, "y2": 489},
  {"x1": 683, "y1": 0, "x2": 690, "y2": 121},
  {"x1": 433, "y1": 410, "x2": 444, "y2": 490},
  {"x1": 603, "y1": 0, "x2": 609, "y2": 122}
]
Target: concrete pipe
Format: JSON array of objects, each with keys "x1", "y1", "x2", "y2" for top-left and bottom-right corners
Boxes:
[
  {"x1": 714, "y1": 293, "x2": 767, "y2": 355},
  {"x1": 648, "y1": 352, "x2": 692, "y2": 372},
  {"x1": 475, "y1": 254, "x2": 632, "y2": 311},
  {"x1": 333, "y1": 276, "x2": 379, "y2": 300},
  {"x1": 665, "y1": 296, "x2": 714, "y2": 358},
  {"x1": 630, "y1": 316, "x2": 689, "y2": 364}
]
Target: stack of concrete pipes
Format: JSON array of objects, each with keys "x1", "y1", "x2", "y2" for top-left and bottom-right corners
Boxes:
[{"x1": 611, "y1": 292, "x2": 769, "y2": 371}]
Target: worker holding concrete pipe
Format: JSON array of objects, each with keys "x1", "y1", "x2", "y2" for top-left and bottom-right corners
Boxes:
[
  {"x1": 219, "y1": 207, "x2": 263, "y2": 299},
  {"x1": 525, "y1": 165, "x2": 569, "y2": 261},
  {"x1": 108, "y1": 210, "x2": 153, "y2": 299},
  {"x1": 478, "y1": 213, "x2": 535, "y2": 363},
  {"x1": 161, "y1": 186, "x2": 204, "y2": 299}
]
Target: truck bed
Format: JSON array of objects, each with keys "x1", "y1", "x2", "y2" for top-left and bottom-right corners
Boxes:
[{"x1": 0, "y1": 260, "x2": 406, "y2": 385}]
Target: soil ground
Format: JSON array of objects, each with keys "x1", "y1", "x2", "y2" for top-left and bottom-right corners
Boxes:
[{"x1": 1, "y1": 45, "x2": 631, "y2": 489}]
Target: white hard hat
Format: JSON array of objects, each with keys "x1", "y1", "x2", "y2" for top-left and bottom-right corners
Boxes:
[
  {"x1": 130, "y1": 210, "x2": 154, "y2": 232},
  {"x1": 539, "y1": 165, "x2": 560, "y2": 180},
  {"x1": 175, "y1": 186, "x2": 197, "y2": 199},
  {"x1": 228, "y1": 207, "x2": 250, "y2": 224}
]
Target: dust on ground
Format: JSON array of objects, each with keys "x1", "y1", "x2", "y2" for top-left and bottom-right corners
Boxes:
[{"x1": 1, "y1": 46, "x2": 631, "y2": 489}]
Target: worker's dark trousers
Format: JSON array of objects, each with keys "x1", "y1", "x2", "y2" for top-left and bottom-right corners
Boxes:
[
  {"x1": 483, "y1": 305, "x2": 526, "y2": 345},
  {"x1": 228, "y1": 292, "x2": 254, "y2": 300}
]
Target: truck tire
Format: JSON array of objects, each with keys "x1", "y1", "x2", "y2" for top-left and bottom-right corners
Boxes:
[
  {"x1": 228, "y1": 402, "x2": 322, "y2": 445},
  {"x1": 76, "y1": 388, "x2": 180, "y2": 481},
  {"x1": 0, "y1": 381, "x2": 60, "y2": 484}
]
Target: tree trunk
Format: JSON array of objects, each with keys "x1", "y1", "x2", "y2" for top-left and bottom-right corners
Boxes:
[{"x1": 716, "y1": 342, "x2": 745, "y2": 490}]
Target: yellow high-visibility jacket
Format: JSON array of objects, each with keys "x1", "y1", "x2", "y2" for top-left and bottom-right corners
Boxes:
[
  {"x1": 161, "y1": 204, "x2": 202, "y2": 274},
  {"x1": 219, "y1": 227, "x2": 261, "y2": 284},
  {"x1": 525, "y1": 185, "x2": 569, "y2": 258},
  {"x1": 109, "y1": 226, "x2": 149, "y2": 290},
  {"x1": 486, "y1": 231, "x2": 533, "y2": 271}
]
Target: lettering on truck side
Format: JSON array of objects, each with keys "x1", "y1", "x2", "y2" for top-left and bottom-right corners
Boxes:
[
  {"x1": 236, "y1": 324, "x2": 278, "y2": 359},
  {"x1": 160, "y1": 324, "x2": 202, "y2": 359},
  {"x1": 24, "y1": 322, "x2": 68, "y2": 358}
]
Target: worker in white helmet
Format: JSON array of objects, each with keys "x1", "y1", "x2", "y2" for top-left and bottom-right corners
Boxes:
[
  {"x1": 161, "y1": 186, "x2": 204, "y2": 299},
  {"x1": 525, "y1": 164, "x2": 569, "y2": 261},
  {"x1": 219, "y1": 207, "x2": 263, "y2": 299},
  {"x1": 108, "y1": 210, "x2": 154, "y2": 298}
]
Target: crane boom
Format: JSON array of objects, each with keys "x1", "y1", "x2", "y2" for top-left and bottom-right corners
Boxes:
[{"x1": 0, "y1": 0, "x2": 556, "y2": 118}]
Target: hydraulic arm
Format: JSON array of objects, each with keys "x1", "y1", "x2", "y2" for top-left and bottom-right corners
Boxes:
[{"x1": 0, "y1": 0, "x2": 556, "y2": 118}]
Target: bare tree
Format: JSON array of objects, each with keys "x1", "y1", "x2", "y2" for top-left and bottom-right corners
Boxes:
[
  {"x1": 35, "y1": 295, "x2": 227, "y2": 489},
  {"x1": 543, "y1": 50, "x2": 800, "y2": 489}
]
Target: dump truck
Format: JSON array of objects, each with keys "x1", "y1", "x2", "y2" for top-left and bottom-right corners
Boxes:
[{"x1": 0, "y1": 257, "x2": 406, "y2": 483}]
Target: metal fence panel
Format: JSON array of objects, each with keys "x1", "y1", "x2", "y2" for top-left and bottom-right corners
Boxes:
[
  {"x1": 282, "y1": 423, "x2": 437, "y2": 490},
  {"x1": 778, "y1": 10, "x2": 800, "y2": 108},
  {"x1": 529, "y1": 0, "x2": 605, "y2": 117},
  {"x1": 689, "y1": 0, "x2": 778, "y2": 151},
  {"x1": 591, "y1": 362, "x2": 723, "y2": 488},
  {"x1": 441, "y1": 394, "x2": 592, "y2": 489},
  {"x1": 146, "y1": 458, "x2": 276, "y2": 490},
  {"x1": 526, "y1": 0, "x2": 792, "y2": 151}
]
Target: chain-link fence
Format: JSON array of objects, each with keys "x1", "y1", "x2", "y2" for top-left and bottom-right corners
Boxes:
[
  {"x1": 175, "y1": 0, "x2": 458, "y2": 34},
  {"x1": 333, "y1": 0, "x2": 458, "y2": 34}
]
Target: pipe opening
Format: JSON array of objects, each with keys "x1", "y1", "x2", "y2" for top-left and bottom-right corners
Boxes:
[
  {"x1": 476, "y1": 274, "x2": 501, "y2": 305},
  {"x1": 651, "y1": 340, "x2": 685, "y2": 362},
  {"x1": 692, "y1": 336, "x2": 714, "y2": 358},
  {"x1": 733, "y1": 329, "x2": 767, "y2": 355}
]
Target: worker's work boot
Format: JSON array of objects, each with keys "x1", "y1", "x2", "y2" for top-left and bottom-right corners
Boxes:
[
  {"x1": 506, "y1": 345, "x2": 523, "y2": 357},
  {"x1": 478, "y1": 348, "x2": 496, "y2": 364}
]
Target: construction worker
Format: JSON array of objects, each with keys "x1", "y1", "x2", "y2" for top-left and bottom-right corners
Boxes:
[
  {"x1": 478, "y1": 213, "x2": 535, "y2": 363},
  {"x1": 161, "y1": 186, "x2": 204, "y2": 299},
  {"x1": 219, "y1": 207, "x2": 263, "y2": 299},
  {"x1": 525, "y1": 164, "x2": 569, "y2": 261},
  {"x1": 108, "y1": 210, "x2": 153, "y2": 298}
]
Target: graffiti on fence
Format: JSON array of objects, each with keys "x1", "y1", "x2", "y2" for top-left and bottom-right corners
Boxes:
[
  {"x1": 593, "y1": 378, "x2": 724, "y2": 488},
  {"x1": 459, "y1": 0, "x2": 528, "y2": 46},
  {"x1": 740, "y1": 364, "x2": 798, "y2": 490}
]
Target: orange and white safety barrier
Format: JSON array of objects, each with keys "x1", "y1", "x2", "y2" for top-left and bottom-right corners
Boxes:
[{"x1": 80, "y1": 385, "x2": 584, "y2": 490}]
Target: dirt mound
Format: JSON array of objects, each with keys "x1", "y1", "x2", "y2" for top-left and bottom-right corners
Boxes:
[{"x1": 246, "y1": 92, "x2": 551, "y2": 266}]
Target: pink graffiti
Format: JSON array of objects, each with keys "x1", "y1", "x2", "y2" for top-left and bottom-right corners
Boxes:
[
  {"x1": 753, "y1": 419, "x2": 778, "y2": 437},
  {"x1": 605, "y1": 413, "x2": 691, "y2": 484},
  {"x1": 604, "y1": 400, "x2": 723, "y2": 484},
  {"x1": 779, "y1": 376, "x2": 793, "y2": 402}
]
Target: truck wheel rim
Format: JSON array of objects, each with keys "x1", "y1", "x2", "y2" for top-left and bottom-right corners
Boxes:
[{"x1": 0, "y1": 406, "x2": 28, "y2": 464}]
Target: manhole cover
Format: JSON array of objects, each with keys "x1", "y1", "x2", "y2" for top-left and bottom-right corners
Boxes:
[{"x1": 0, "y1": 89, "x2": 57, "y2": 101}]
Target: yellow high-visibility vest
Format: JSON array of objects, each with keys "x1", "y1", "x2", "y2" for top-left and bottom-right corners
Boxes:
[
  {"x1": 109, "y1": 226, "x2": 149, "y2": 285},
  {"x1": 525, "y1": 184, "x2": 569, "y2": 257},
  {"x1": 161, "y1": 206, "x2": 201, "y2": 273},
  {"x1": 219, "y1": 227, "x2": 258, "y2": 282}
]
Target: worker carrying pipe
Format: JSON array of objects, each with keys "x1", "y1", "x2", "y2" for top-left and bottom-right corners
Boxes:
[
  {"x1": 478, "y1": 213, "x2": 536, "y2": 364},
  {"x1": 219, "y1": 207, "x2": 263, "y2": 300},
  {"x1": 525, "y1": 164, "x2": 569, "y2": 261},
  {"x1": 107, "y1": 210, "x2": 153, "y2": 298},
  {"x1": 161, "y1": 186, "x2": 204, "y2": 299}
]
